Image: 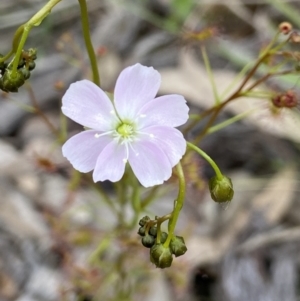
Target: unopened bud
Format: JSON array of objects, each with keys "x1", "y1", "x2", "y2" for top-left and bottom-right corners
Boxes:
[
  {"x1": 0, "y1": 69, "x2": 25, "y2": 92},
  {"x1": 149, "y1": 226, "x2": 157, "y2": 237},
  {"x1": 160, "y1": 232, "x2": 168, "y2": 244},
  {"x1": 170, "y1": 236, "x2": 187, "y2": 257},
  {"x1": 21, "y1": 68, "x2": 31, "y2": 80},
  {"x1": 27, "y1": 48, "x2": 37, "y2": 60},
  {"x1": 142, "y1": 235, "x2": 155, "y2": 248},
  {"x1": 138, "y1": 226, "x2": 146, "y2": 236},
  {"x1": 150, "y1": 244, "x2": 173, "y2": 269},
  {"x1": 209, "y1": 175, "x2": 234, "y2": 203},
  {"x1": 139, "y1": 216, "x2": 150, "y2": 227}
]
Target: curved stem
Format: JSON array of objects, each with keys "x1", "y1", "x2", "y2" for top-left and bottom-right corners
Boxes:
[
  {"x1": 187, "y1": 142, "x2": 223, "y2": 180},
  {"x1": 11, "y1": 26, "x2": 31, "y2": 74},
  {"x1": 10, "y1": 0, "x2": 62, "y2": 74},
  {"x1": 164, "y1": 163, "x2": 185, "y2": 247},
  {"x1": 78, "y1": 0, "x2": 100, "y2": 86}
]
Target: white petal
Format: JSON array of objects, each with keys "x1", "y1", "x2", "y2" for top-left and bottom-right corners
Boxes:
[
  {"x1": 62, "y1": 130, "x2": 112, "y2": 172},
  {"x1": 62, "y1": 80, "x2": 119, "y2": 131},
  {"x1": 136, "y1": 94, "x2": 189, "y2": 129},
  {"x1": 128, "y1": 140, "x2": 172, "y2": 187},
  {"x1": 114, "y1": 64, "x2": 161, "y2": 120},
  {"x1": 93, "y1": 140, "x2": 127, "y2": 182},
  {"x1": 138, "y1": 126, "x2": 186, "y2": 166}
]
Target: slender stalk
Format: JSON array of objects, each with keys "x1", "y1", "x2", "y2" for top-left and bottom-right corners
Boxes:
[
  {"x1": 243, "y1": 69, "x2": 295, "y2": 92},
  {"x1": 201, "y1": 46, "x2": 220, "y2": 104},
  {"x1": 164, "y1": 163, "x2": 185, "y2": 247},
  {"x1": 11, "y1": 0, "x2": 62, "y2": 74},
  {"x1": 78, "y1": 0, "x2": 100, "y2": 86},
  {"x1": 129, "y1": 171, "x2": 141, "y2": 229},
  {"x1": 187, "y1": 142, "x2": 223, "y2": 180},
  {"x1": 207, "y1": 109, "x2": 257, "y2": 135}
]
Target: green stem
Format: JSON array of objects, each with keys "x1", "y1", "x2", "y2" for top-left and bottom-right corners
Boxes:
[
  {"x1": 0, "y1": 26, "x2": 24, "y2": 63},
  {"x1": 187, "y1": 142, "x2": 223, "y2": 180},
  {"x1": 163, "y1": 163, "x2": 185, "y2": 247},
  {"x1": 11, "y1": 0, "x2": 62, "y2": 73},
  {"x1": 201, "y1": 46, "x2": 220, "y2": 104},
  {"x1": 207, "y1": 108, "x2": 257, "y2": 135},
  {"x1": 78, "y1": 0, "x2": 100, "y2": 86},
  {"x1": 129, "y1": 173, "x2": 141, "y2": 229}
]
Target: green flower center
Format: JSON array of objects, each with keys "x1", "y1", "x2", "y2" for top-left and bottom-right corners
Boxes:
[{"x1": 117, "y1": 123, "x2": 135, "y2": 138}]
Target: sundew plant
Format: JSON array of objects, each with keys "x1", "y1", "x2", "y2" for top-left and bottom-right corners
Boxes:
[{"x1": 1, "y1": 0, "x2": 300, "y2": 299}]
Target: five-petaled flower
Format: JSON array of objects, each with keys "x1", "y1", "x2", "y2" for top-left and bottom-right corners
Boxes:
[{"x1": 62, "y1": 63, "x2": 189, "y2": 187}]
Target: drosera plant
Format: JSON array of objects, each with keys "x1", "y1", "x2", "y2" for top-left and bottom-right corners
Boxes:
[{"x1": 1, "y1": 0, "x2": 300, "y2": 298}]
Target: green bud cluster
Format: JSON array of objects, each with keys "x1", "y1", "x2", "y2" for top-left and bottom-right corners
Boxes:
[
  {"x1": 138, "y1": 216, "x2": 188, "y2": 269},
  {"x1": 0, "y1": 48, "x2": 37, "y2": 93},
  {"x1": 138, "y1": 216, "x2": 169, "y2": 249}
]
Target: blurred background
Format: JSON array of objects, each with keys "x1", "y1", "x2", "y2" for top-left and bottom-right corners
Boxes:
[{"x1": 0, "y1": 0, "x2": 300, "y2": 300}]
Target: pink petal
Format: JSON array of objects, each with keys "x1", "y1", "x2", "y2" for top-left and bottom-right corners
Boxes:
[
  {"x1": 62, "y1": 130, "x2": 112, "y2": 172},
  {"x1": 93, "y1": 140, "x2": 127, "y2": 182},
  {"x1": 114, "y1": 64, "x2": 161, "y2": 120},
  {"x1": 136, "y1": 94, "x2": 189, "y2": 129},
  {"x1": 138, "y1": 126, "x2": 186, "y2": 167},
  {"x1": 128, "y1": 140, "x2": 172, "y2": 187},
  {"x1": 62, "y1": 80, "x2": 118, "y2": 131}
]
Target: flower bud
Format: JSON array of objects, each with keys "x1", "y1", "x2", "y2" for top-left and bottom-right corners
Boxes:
[
  {"x1": 0, "y1": 69, "x2": 25, "y2": 92},
  {"x1": 27, "y1": 48, "x2": 37, "y2": 60},
  {"x1": 139, "y1": 216, "x2": 150, "y2": 227},
  {"x1": 142, "y1": 235, "x2": 155, "y2": 248},
  {"x1": 209, "y1": 175, "x2": 234, "y2": 203},
  {"x1": 170, "y1": 236, "x2": 187, "y2": 257},
  {"x1": 278, "y1": 22, "x2": 292, "y2": 35},
  {"x1": 21, "y1": 68, "x2": 31, "y2": 80},
  {"x1": 160, "y1": 231, "x2": 168, "y2": 243},
  {"x1": 149, "y1": 226, "x2": 157, "y2": 237},
  {"x1": 28, "y1": 61, "x2": 36, "y2": 71},
  {"x1": 150, "y1": 244, "x2": 173, "y2": 269},
  {"x1": 138, "y1": 226, "x2": 146, "y2": 236}
]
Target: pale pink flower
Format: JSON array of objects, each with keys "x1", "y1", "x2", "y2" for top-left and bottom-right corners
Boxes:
[{"x1": 62, "y1": 63, "x2": 189, "y2": 187}]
